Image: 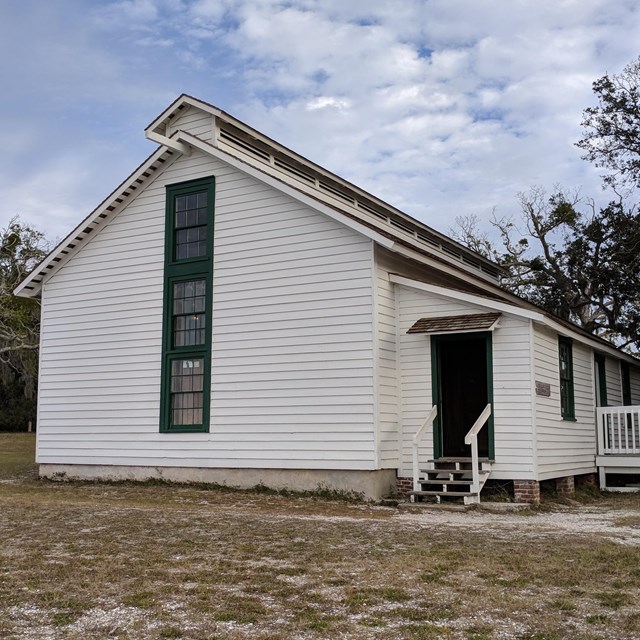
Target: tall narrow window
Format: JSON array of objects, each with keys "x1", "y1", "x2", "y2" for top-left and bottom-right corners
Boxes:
[
  {"x1": 594, "y1": 353, "x2": 607, "y2": 407},
  {"x1": 559, "y1": 337, "x2": 575, "y2": 420},
  {"x1": 160, "y1": 177, "x2": 215, "y2": 433},
  {"x1": 622, "y1": 362, "x2": 632, "y2": 406}
]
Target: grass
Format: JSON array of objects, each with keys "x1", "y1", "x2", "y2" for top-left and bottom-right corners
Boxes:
[
  {"x1": 2, "y1": 432, "x2": 640, "y2": 639},
  {"x1": 0, "y1": 431, "x2": 38, "y2": 481}
]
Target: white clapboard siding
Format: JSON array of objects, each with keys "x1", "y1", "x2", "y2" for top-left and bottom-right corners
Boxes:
[
  {"x1": 533, "y1": 325, "x2": 596, "y2": 479},
  {"x1": 166, "y1": 104, "x2": 213, "y2": 142},
  {"x1": 396, "y1": 285, "x2": 534, "y2": 479},
  {"x1": 605, "y1": 357, "x2": 623, "y2": 406},
  {"x1": 374, "y1": 251, "x2": 400, "y2": 468},
  {"x1": 630, "y1": 366, "x2": 640, "y2": 405},
  {"x1": 37, "y1": 147, "x2": 377, "y2": 471}
]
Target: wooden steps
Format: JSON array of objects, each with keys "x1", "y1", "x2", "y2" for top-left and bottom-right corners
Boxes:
[{"x1": 409, "y1": 457, "x2": 493, "y2": 505}]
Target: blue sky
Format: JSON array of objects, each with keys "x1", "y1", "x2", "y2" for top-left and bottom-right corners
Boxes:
[{"x1": 2, "y1": 0, "x2": 640, "y2": 244}]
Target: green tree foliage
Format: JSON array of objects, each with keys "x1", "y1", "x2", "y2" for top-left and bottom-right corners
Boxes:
[
  {"x1": 0, "y1": 218, "x2": 49, "y2": 430},
  {"x1": 577, "y1": 56, "x2": 640, "y2": 192}
]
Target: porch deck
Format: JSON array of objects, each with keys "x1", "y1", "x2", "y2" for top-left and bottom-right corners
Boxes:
[{"x1": 596, "y1": 405, "x2": 640, "y2": 490}]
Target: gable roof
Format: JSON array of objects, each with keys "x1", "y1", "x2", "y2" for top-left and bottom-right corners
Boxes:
[
  {"x1": 13, "y1": 94, "x2": 638, "y2": 365},
  {"x1": 15, "y1": 93, "x2": 502, "y2": 298}
]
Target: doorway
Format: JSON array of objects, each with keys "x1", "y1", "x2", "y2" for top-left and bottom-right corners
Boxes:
[{"x1": 431, "y1": 333, "x2": 493, "y2": 459}]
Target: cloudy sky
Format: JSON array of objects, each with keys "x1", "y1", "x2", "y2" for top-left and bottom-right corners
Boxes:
[{"x1": 2, "y1": 0, "x2": 639, "y2": 244}]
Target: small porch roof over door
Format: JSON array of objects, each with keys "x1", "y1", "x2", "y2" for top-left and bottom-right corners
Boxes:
[{"x1": 407, "y1": 312, "x2": 502, "y2": 335}]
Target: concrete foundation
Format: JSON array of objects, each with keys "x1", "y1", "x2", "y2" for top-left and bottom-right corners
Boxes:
[{"x1": 38, "y1": 464, "x2": 397, "y2": 502}]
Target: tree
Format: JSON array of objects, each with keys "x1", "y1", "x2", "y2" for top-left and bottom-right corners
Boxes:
[
  {"x1": 453, "y1": 56, "x2": 640, "y2": 354},
  {"x1": 451, "y1": 188, "x2": 640, "y2": 353},
  {"x1": 0, "y1": 218, "x2": 49, "y2": 430},
  {"x1": 577, "y1": 56, "x2": 640, "y2": 192}
]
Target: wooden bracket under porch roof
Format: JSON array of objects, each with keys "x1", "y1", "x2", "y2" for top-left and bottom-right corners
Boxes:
[{"x1": 407, "y1": 313, "x2": 502, "y2": 335}]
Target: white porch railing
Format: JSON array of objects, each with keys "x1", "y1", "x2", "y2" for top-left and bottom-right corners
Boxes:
[
  {"x1": 464, "y1": 404, "x2": 492, "y2": 495},
  {"x1": 597, "y1": 406, "x2": 640, "y2": 455},
  {"x1": 412, "y1": 405, "x2": 438, "y2": 492}
]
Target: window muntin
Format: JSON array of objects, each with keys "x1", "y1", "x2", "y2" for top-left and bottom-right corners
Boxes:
[
  {"x1": 170, "y1": 358, "x2": 204, "y2": 426},
  {"x1": 559, "y1": 338, "x2": 575, "y2": 419},
  {"x1": 175, "y1": 191, "x2": 208, "y2": 259},
  {"x1": 173, "y1": 280, "x2": 206, "y2": 347}
]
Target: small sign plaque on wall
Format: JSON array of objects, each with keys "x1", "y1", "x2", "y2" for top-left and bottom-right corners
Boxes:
[{"x1": 535, "y1": 381, "x2": 551, "y2": 397}]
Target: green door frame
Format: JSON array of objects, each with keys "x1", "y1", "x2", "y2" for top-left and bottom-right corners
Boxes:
[{"x1": 430, "y1": 332, "x2": 495, "y2": 459}]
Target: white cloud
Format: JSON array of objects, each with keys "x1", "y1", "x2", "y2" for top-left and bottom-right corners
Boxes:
[
  {"x1": 1, "y1": 0, "x2": 640, "y2": 244},
  {"x1": 305, "y1": 97, "x2": 351, "y2": 111}
]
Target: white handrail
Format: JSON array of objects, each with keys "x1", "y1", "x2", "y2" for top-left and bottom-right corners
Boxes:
[
  {"x1": 412, "y1": 405, "x2": 438, "y2": 492},
  {"x1": 464, "y1": 404, "x2": 492, "y2": 496}
]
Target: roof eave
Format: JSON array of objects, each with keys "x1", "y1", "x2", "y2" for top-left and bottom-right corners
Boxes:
[{"x1": 14, "y1": 144, "x2": 177, "y2": 298}]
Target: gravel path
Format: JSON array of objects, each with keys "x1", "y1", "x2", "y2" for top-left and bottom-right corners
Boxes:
[{"x1": 393, "y1": 504, "x2": 640, "y2": 544}]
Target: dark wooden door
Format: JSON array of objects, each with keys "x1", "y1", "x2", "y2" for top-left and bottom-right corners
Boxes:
[{"x1": 438, "y1": 336, "x2": 489, "y2": 458}]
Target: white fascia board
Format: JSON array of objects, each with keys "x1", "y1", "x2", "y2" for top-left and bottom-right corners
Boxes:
[
  {"x1": 14, "y1": 145, "x2": 175, "y2": 298},
  {"x1": 391, "y1": 274, "x2": 640, "y2": 365},
  {"x1": 535, "y1": 317, "x2": 639, "y2": 364},
  {"x1": 389, "y1": 274, "x2": 543, "y2": 321},
  {"x1": 176, "y1": 131, "x2": 395, "y2": 249}
]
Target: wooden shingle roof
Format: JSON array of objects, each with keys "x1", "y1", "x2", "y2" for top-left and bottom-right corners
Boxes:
[{"x1": 407, "y1": 313, "x2": 502, "y2": 334}]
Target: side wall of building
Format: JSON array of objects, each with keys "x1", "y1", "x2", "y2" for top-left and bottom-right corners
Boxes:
[
  {"x1": 533, "y1": 325, "x2": 597, "y2": 479},
  {"x1": 37, "y1": 148, "x2": 379, "y2": 473}
]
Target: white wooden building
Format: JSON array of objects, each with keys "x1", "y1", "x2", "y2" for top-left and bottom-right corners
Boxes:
[{"x1": 15, "y1": 95, "x2": 640, "y2": 502}]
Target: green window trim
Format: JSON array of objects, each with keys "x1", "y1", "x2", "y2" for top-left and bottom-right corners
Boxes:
[
  {"x1": 160, "y1": 176, "x2": 215, "y2": 433},
  {"x1": 594, "y1": 353, "x2": 608, "y2": 407},
  {"x1": 622, "y1": 362, "x2": 632, "y2": 406},
  {"x1": 559, "y1": 337, "x2": 575, "y2": 420}
]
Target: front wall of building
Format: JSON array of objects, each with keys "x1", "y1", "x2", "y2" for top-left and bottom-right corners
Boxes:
[
  {"x1": 37, "y1": 148, "x2": 379, "y2": 473},
  {"x1": 395, "y1": 285, "x2": 535, "y2": 480}
]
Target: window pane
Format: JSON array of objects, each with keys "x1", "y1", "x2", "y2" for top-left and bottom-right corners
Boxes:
[
  {"x1": 559, "y1": 339, "x2": 574, "y2": 418},
  {"x1": 172, "y1": 280, "x2": 206, "y2": 347},
  {"x1": 173, "y1": 190, "x2": 208, "y2": 261},
  {"x1": 170, "y1": 358, "x2": 204, "y2": 426}
]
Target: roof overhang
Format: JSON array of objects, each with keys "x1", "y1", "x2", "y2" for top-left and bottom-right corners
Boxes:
[
  {"x1": 14, "y1": 145, "x2": 178, "y2": 298},
  {"x1": 390, "y1": 274, "x2": 640, "y2": 365},
  {"x1": 407, "y1": 313, "x2": 501, "y2": 335},
  {"x1": 18, "y1": 94, "x2": 503, "y2": 298}
]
